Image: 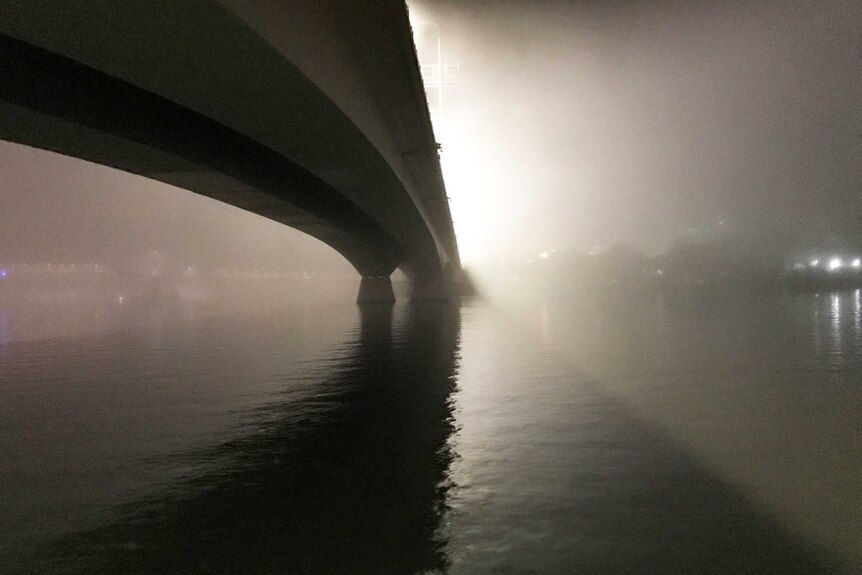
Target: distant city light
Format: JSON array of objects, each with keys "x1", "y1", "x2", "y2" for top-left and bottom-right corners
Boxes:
[
  {"x1": 539, "y1": 251, "x2": 549, "y2": 259},
  {"x1": 828, "y1": 258, "x2": 843, "y2": 271},
  {"x1": 0, "y1": 270, "x2": 7, "y2": 278},
  {"x1": 809, "y1": 259, "x2": 820, "y2": 267},
  {"x1": 853, "y1": 259, "x2": 861, "y2": 269}
]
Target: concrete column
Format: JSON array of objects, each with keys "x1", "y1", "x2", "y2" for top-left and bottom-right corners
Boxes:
[{"x1": 357, "y1": 276, "x2": 395, "y2": 304}]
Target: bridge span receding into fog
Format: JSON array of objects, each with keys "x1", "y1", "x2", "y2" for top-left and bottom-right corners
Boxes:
[{"x1": 0, "y1": 0, "x2": 460, "y2": 302}]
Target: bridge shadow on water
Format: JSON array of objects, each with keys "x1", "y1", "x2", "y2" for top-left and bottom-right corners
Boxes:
[
  {"x1": 35, "y1": 304, "x2": 460, "y2": 575},
  {"x1": 19, "y1": 299, "x2": 854, "y2": 574}
]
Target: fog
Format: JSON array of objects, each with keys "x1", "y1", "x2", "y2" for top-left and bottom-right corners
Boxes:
[
  {"x1": 0, "y1": 142, "x2": 359, "y2": 338},
  {"x1": 411, "y1": 0, "x2": 862, "y2": 265},
  {"x1": 0, "y1": 141, "x2": 356, "y2": 276},
  {"x1": 2, "y1": 4, "x2": 861, "y2": 570},
  {"x1": 1, "y1": 0, "x2": 860, "y2": 291}
]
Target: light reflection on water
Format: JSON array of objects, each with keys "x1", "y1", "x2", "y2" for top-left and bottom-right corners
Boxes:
[
  {"x1": 0, "y1": 289, "x2": 859, "y2": 573},
  {"x1": 854, "y1": 289, "x2": 861, "y2": 339},
  {"x1": 830, "y1": 293, "x2": 843, "y2": 364}
]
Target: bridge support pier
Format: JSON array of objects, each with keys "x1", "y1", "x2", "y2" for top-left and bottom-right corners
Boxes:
[{"x1": 357, "y1": 276, "x2": 395, "y2": 304}]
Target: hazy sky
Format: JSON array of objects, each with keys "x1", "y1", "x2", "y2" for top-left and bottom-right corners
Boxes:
[
  {"x1": 1, "y1": 0, "x2": 860, "y2": 270},
  {"x1": 0, "y1": 141, "x2": 354, "y2": 274},
  {"x1": 411, "y1": 0, "x2": 862, "y2": 262}
]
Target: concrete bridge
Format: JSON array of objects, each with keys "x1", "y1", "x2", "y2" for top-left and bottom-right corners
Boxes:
[{"x1": 0, "y1": 0, "x2": 460, "y2": 302}]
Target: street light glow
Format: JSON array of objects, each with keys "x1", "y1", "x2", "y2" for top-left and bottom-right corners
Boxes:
[
  {"x1": 828, "y1": 257, "x2": 843, "y2": 271},
  {"x1": 406, "y1": 5, "x2": 428, "y2": 29}
]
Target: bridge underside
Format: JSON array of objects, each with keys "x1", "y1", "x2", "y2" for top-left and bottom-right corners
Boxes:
[{"x1": 0, "y1": 32, "x2": 453, "y2": 302}]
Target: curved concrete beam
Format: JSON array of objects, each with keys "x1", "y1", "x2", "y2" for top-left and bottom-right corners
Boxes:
[
  {"x1": 0, "y1": 0, "x2": 460, "y2": 300},
  {"x1": 0, "y1": 34, "x2": 401, "y2": 279}
]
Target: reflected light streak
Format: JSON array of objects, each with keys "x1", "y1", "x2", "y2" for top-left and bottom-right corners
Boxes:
[
  {"x1": 829, "y1": 293, "x2": 842, "y2": 355},
  {"x1": 854, "y1": 290, "x2": 861, "y2": 338}
]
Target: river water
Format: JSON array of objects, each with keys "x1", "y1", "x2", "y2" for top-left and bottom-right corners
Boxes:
[{"x1": 1, "y1": 285, "x2": 859, "y2": 573}]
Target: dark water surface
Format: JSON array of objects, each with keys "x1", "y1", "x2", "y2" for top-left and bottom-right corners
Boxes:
[{"x1": 1, "y1": 288, "x2": 859, "y2": 573}]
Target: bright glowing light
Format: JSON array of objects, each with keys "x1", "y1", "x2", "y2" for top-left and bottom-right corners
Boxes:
[
  {"x1": 853, "y1": 259, "x2": 861, "y2": 269},
  {"x1": 810, "y1": 259, "x2": 820, "y2": 267},
  {"x1": 439, "y1": 143, "x2": 498, "y2": 264},
  {"x1": 828, "y1": 258, "x2": 843, "y2": 271},
  {"x1": 407, "y1": 5, "x2": 429, "y2": 30},
  {"x1": 539, "y1": 251, "x2": 549, "y2": 259}
]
